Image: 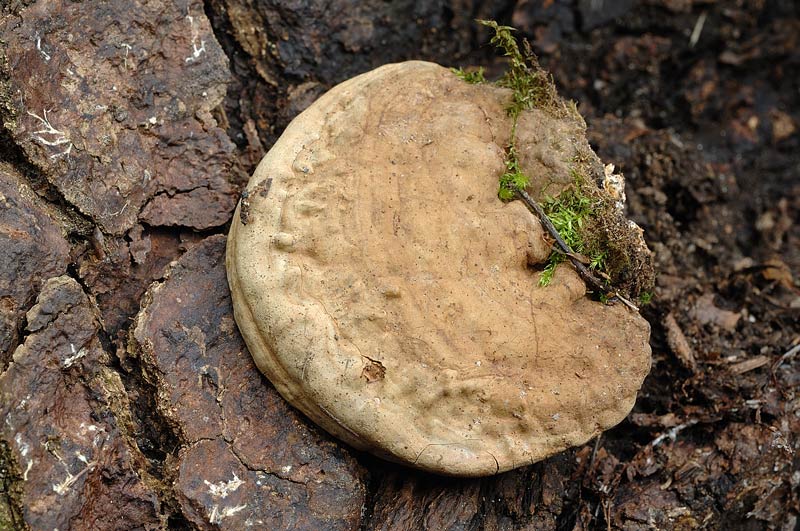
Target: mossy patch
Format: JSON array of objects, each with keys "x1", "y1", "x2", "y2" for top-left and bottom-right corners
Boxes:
[
  {"x1": 470, "y1": 21, "x2": 583, "y2": 205},
  {"x1": 0, "y1": 440, "x2": 26, "y2": 531},
  {"x1": 472, "y1": 21, "x2": 618, "y2": 291},
  {"x1": 539, "y1": 174, "x2": 607, "y2": 286},
  {"x1": 480, "y1": 21, "x2": 555, "y2": 115},
  {"x1": 0, "y1": 40, "x2": 18, "y2": 132},
  {"x1": 498, "y1": 145, "x2": 530, "y2": 200},
  {"x1": 638, "y1": 291, "x2": 654, "y2": 306},
  {"x1": 452, "y1": 20, "x2": 655, "y2": 300},
  {"x1": 450, "y1": 67, "x2": 486, "y2": 84},
  {"x1": 541, "y1": 164, "x2": 654, "y2": 298}
]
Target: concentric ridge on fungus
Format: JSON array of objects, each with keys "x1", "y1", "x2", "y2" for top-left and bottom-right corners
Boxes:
[{"x1": 226, "y1": 61, "x2": 652, "y2": 476}]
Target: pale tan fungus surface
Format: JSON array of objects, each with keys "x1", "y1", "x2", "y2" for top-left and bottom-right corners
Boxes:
[{"x1": 227, "y1": 61, "x2": 651, "y2": 476}]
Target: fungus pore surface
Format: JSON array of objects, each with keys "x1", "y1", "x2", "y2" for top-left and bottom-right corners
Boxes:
[{"x1": 226, "y1": 61, "x2": 652, "y2": 476}]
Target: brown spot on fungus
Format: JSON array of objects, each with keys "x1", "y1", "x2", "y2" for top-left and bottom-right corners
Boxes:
[{"x1": 361, "y1": 357, "x2": 386, "y2": 383}]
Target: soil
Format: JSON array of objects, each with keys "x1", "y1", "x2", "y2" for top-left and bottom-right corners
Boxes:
[{"x1": 1, "y1": 1, "x2": 798, "y2": 530}]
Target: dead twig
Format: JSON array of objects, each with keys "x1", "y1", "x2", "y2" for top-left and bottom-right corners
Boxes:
[
  {"x1": 771, "y1": 340, "x2": 800, "y2": 374},
  {"x1": 514, "y1": 187, "x2": 639, "y2": 310},
  {"x1": 589, "y1": 434, "x2": 602, "y2": 472},
  {"x1": 650, "y1": 420, "x2": 698, "y2": 448},
  {"x1": 730, "y1": 355, "x2": 770, "y2": 375},
  {"x1": 663, "y1": 313, "x2": 697, "y2": 371}
]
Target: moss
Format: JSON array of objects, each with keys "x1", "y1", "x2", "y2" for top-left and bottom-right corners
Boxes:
[
  {"x1": 450, "y1": 67, "x2": 486, "y2": 84},
  {"x1": 566, "y1": 99, "x2": 583, "y2": 123},
  {"x1": 474, "y1": 21, "x2": 614, "y2": 288},
  {"x1": 539, "y1": 163, "x2": 655, "y2": 299},
  {"x1": 498, "y1": 146, "x2": 530, "y2": 200},
  {"x1": 538, "y1": 172, "x2": 609, "y2": 287},
  {"x1": 0, "y1": 440, "x2": 26, "y2": 531},
  {"x1": 472, "y1": 20, "x2": 655, "y2": 300},
  {"x1": 476, "y1": 20, "x2": 574, "y2": 203},
  {"x1": 0, "y1": 40, "x2": 18, "y2": 133},
  {"x1": 477, "y1": 20, "x2": 558, "y2": 119}
]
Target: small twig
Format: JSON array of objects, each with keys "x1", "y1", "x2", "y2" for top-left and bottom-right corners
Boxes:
[
  {"x1": 689, "y1": 11, "x2": 707, "y2": 48},
  {"x1": 610, "y1": 293, "x2": 640, "y2": 312},
  {"x1": 514, "y1": 187, "x2": 639, "y2": 310},
  {"x1": 603, "y1": 499, "x2": 613, "y2": 531},
  {"x1": 663, "y1": 313, "x2": 697, "y2": 371},
  {"x1": 771, "y1": 340, "x2": 800, "y2": 374},
  {"x1": 650, "y1": 420, "x2": 698, "y2": 448},
  {"x1": 588, "y1": 434, "x2": 602, "y2": 471}
]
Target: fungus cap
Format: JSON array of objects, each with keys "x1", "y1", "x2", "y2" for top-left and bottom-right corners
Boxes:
[{"x1": 226, "y1": 61, "x2": 651, "y2": 476}]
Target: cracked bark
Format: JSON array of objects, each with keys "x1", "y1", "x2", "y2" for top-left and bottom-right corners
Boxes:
[
  {"x1": 0, "y1": 276, "x2": 164, "y2": 529},
  {"x1": 132, "y1": 236, "x2": 367, "y2": 530},
  {"x1": 0, "y1": 163, "x2": 69, "y2": 368}
]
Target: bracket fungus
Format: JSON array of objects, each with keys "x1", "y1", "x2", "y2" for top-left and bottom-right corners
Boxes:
[{"x1": 227, "y1": 60, "x2": 653, "y2": 476}]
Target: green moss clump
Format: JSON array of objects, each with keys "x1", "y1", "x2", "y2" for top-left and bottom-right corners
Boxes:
[
  {"x1": 477, "y1": 20, "x2": 557, "y2": 121},
  {"x1": 0, "y1": 441, "x2": 25, "y2": 531},
  {"x1": 498, "y1": 146, "x2": 530, "y2": 200},
  {"x1": 450, "y1": 66, "x2": 487, "y2": 84},
  {"x1": 538, "y1": 173, "x2": 609, "y2": 287},
  {"x1": 462, "y1": 20, "x2": 655, "y2": 300},
  {"x1": 474, "y1": 20, "x2": 563, "y2": 202}
]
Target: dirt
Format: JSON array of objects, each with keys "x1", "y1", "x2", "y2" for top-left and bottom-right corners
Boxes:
[{"x1": 0, "y1": 0, "x2": 798, "y2": 529}]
